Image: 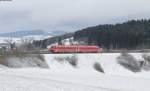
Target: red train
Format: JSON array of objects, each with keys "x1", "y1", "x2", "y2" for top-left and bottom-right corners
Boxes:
[{"x1": 49, "y1": 45, "x2": 102, "y2": 53}]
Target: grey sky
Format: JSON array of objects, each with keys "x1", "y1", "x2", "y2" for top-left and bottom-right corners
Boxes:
[{"x1": 0, "y1": 0, "x2": 150, "y2": 33}]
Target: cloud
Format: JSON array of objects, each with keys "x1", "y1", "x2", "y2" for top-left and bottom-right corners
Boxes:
[{"x1": 0, "y1": 0, "x2": 150, "y2": 33}]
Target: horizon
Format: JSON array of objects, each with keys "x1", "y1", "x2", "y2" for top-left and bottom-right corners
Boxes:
[{"x1": 0, "y1": 18, "x2": 149, "y2": 34}]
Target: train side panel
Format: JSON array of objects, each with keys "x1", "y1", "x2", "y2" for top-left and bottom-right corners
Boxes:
[
  {"x1": 78, "y1": 46, "x2": 101, "y2": 53},
  {"x1": 49, "y1": 45, "x2": 102, "y2": 53}
]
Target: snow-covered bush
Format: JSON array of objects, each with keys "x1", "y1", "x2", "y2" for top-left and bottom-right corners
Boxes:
[
  {"x1": 0, "y1": 64, "x2": 7, "y2": 68},
  {"x1": 93, "y1": 62, "x2": 104, "y2": 73},
  {"x1": 54, "y1": 54, "x2": 78, "y2": 67},
  {"x1": 141, "y1": 54, "x2": 150, "y2": 71},
  {"x1": 34, "y1": 54, "x2": 45, "y2": 62},
  {"x1": 0, "y1": 54, "x2": 49, "y2": 68},
  {"x1": 0, "y1": 55, "x2": 7, "y2": 66},
  {"x1": 66, "y1": 55, "x2": 78, "y2": 67},
  {"x1": 117, "y1": 53, "x2": 141, "y2": 72},
  {"x1": 142, "y1": 54, "x2": 150, "y2": 62},
  {"x1": 54, "y1": 56, "x2": 65, "y2": 63}
]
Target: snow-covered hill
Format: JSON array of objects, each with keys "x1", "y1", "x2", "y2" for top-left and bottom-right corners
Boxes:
[
  {"x1": 0, "y1": 30, "x2": 53, "y2": 44},
  {"x1": 0, "y1": 30, "x2": 49, "y2": 38}
]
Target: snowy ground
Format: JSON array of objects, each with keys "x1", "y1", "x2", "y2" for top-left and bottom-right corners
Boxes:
[{"x1": 0, "y1": 53, "x2": 150, "y2": 91}]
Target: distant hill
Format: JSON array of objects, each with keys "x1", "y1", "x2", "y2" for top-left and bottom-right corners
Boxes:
[
  {"x1": 0, "y1": 30, "x2": 67, "y2": 38},
  {"x1": 49, "y1": 30, "x2": 66, "y2": 36},
  {"x1": 0, "y1": 30, "x2": 49, "y2": 38}
]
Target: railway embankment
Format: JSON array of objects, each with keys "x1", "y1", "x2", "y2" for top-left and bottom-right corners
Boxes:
[{"x1": 1, "y1": 53, "x2": 150, "y2": 76}]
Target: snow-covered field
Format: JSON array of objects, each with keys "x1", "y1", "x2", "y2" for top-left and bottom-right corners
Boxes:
[{"x1": 1, "y1": 53, "x2": 150, "y2": 91}]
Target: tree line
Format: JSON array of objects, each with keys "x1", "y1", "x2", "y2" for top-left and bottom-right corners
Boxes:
[{"x1": 74, "y1": 19, "x2": 150, "y2": 50}]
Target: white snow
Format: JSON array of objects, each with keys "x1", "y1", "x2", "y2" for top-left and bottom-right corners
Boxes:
[{"x1": 1, "y1": 53, "x2": 150, "y2": 91}]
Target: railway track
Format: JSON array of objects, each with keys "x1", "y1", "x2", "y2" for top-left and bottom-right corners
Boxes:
[
  {"x1": 0, "y1": 51, "x2": 102, "y2": 55},
  {"x1": 0, "y1": 49, "x2": 149, "y2": 55}
]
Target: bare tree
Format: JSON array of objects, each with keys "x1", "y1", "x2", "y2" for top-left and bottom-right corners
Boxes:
[
  {"x1": 4, "y1": 38, "x2": 13, "y2": 50},
  {"x1": 16, "y1": 38, "x2": 34, "y2": 52}
]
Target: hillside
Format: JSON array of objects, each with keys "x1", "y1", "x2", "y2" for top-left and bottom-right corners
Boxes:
[
  {"x1": 33, "y1": 19, "x2": 150, "y2": 50},
  {"x1": 74, "y1": 19, "x2": 150, "y2": 50}
]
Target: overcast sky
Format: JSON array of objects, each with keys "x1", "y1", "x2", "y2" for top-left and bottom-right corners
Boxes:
[{"x1": 0, "y1": 0, "x2": 150, "y2": 33}]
